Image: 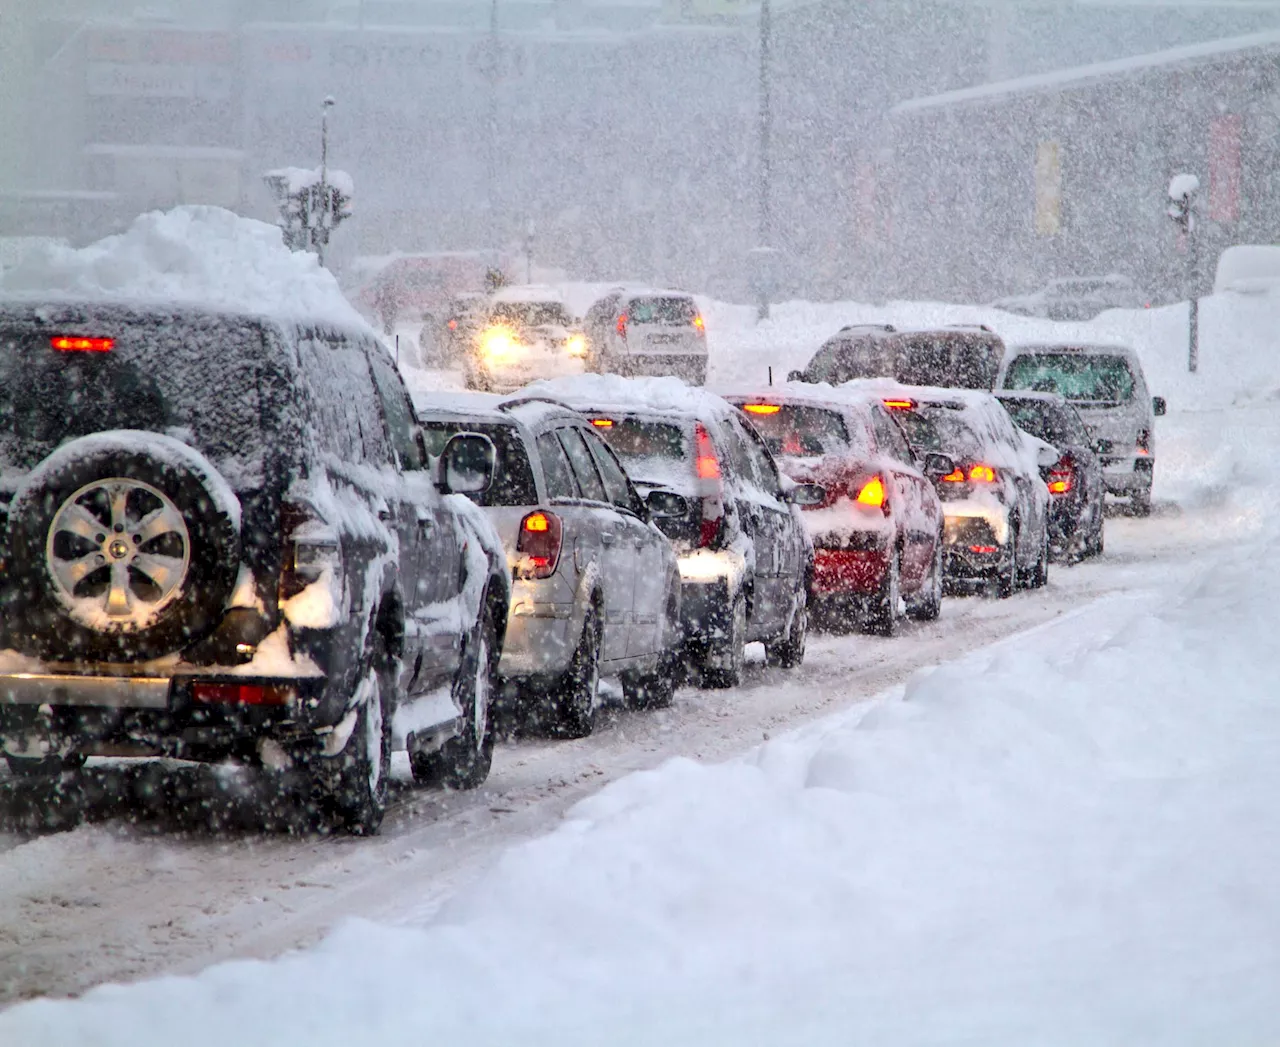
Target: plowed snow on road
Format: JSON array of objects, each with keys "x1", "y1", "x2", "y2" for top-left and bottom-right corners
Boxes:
[{"x1": 0, "y1": 486, "x2": 1230, "y2": 1005}]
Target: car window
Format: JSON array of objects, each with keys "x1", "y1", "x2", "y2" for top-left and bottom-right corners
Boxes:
[
  {"x1": 715, "y1": 416, "x2": 763, "y2": 489},
  {"x1": 733, "y1": 417, "x2": 785, "y2": 500},
  {"x1": 736, "y1": 404, "x2": 854, "y2": 458},
  {"x1": 583, "y1": 429, "x2": 639, "y2": 513},
  {"x1": 557, "y1": 427, "x2": 608, "y2": 502},
  {"x1": 869, "y1": 406, "x2": 914, "y2": 463},
  {"x1": 490, "y1": 301, "x2": 572, "y2": 327},
  {"x1": 536, "y1": 431, "x2": 579, "y2": 500},
  {"x1": 1004, "y1": 352, "x2": 1137, "y2": 403},
  {"x1": 422, "y1": 420, "x2": 538, "y2": 506},
  {"x1": 627, "y1": 296, "x2": 697, "y2": 324},
  {"x1": 298, "y1": 334, "x2": 391, "y2": 466},
  {"x1": 367, "y1": 351, "x2": 425, "y2": 470}
]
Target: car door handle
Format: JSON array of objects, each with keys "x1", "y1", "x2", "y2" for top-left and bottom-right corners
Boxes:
[{"x1": 601, "y1": 532, "x2": 616, "y2": 546}]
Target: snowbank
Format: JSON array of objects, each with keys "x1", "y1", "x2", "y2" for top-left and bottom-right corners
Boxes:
[
  {"x1": 7, "y1": 489, "x2": 1280, "y2": 1043},
  {"x1": 0, "y1": 206, "x2": 370, "y2": 332}
]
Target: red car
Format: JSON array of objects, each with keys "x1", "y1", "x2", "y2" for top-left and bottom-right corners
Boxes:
[{"x1": 726, "y1": 387, "x2": 953, "y2": 635}]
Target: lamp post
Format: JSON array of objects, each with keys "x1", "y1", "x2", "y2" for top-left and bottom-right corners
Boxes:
[
  {"x1": 1167, "y1": 172, "x2": 1200, "y2": 373},
  {"x1": 318, "y1": 95, "x2": 336, "y2": 268},
  {"x1": 755, "y1": 0, "x2": 773, "y2": 321}
]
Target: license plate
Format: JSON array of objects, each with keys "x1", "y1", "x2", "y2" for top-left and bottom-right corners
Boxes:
[{"x1": 649, "y1": 333, "x2": 680, "y2": 344}]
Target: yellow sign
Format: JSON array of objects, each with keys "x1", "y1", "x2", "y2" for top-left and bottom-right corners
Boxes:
[{"x1": 1034, "y1": 140, "x2": 1062, "y2": 236}]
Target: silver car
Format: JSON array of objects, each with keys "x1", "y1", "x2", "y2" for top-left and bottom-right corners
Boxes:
[
  {"x1": 415, "y1": 394, "x2": 685, "y2": 737},
  {"x1": 998, "y1": 342, "x2": 1166, "y2": 515},
  {"x1": 582, "y1": 288, "x2": 708, "y2": 385}
]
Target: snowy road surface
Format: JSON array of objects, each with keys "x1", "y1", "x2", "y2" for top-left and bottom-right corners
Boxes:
[{"x1": 0, "y1": 461, "x2": 1241, "y2": 1006}]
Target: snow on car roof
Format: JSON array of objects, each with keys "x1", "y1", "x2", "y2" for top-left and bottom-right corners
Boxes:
[
  {"x1": 525, "y1": 374, "x2": 735, "y2": 423},
  {"x1": 1006, "y1": 341, "x2": 1140, "y2": 359},
  {"x1": 718, "y1": 380, "x2": 885, "y2": 414},
  {"x1": 0, "y1": 205, "x2": 374, "y2": 334},
  {"x1": 411, "y1": 389, "x2": 508, "y2": 419}
]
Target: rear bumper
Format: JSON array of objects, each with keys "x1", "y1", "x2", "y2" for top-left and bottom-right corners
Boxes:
[
  {"x1": 811, "y1": 545, "x2": 890, "y2": 596},
  {"x1": 941, "y1": 514, "x2": 1008, "y2": 580},
  {"x1": 1102, "y1": 455, "x2": 1153, "y2": 495},
  {"x1": 606, "y1": 352, "x2": 707, "y2": 380},
  {"x1": 680, "y1": 578, "x2": 733, "y2": 644},
  {"x1": 497, "y1": 604, "x2": 576, "y2": 678}
]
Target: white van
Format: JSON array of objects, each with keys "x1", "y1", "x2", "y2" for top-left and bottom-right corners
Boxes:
[
  {"x1": 582, "y1": 288, "x2": 708, "y2": 385},
  {"x1": 998, "y1": 342, "x2": 1166, "y2": 515}
]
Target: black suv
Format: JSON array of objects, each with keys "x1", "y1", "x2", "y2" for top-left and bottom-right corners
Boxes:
[{"x1": 0, "y1": 300, "x2": 511, "y2": 834}]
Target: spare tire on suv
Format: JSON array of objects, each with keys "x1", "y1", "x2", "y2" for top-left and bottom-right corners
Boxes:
[{"x1": 3, "y1": 430, "x2": 241, "y2": 662}]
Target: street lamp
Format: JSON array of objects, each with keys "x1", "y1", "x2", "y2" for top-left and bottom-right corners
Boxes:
[
  {"x1": 319, "y1": 95, "x2": 336, "y2": 267},
  {"x1": 755, "y1": 0, "x2": 773, "y2": 321},
  {"x1": 1167, "y1": 172, "x2": 1199, "y2": 373}
]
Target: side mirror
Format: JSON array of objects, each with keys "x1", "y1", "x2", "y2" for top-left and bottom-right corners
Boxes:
[
  {"x1": 1035, "y1": 443, "x2": 1061, "y2": 469},
  {"x1": 922, "y1": 452, "x2": 956, "y2": 479},
  {"x1": 786, "y1": 483, "x2": 826, "y2": 507},
  {"x1": 786, "y1": 369, "x2": 806, "y2": 383},
  {"x1": 438, "y1": 432, "x2": 495, "y2": 495},
  {"x1": 1152, "y1": 396, "x2": 1167, "y2": 417},
  {"x1": 645, "y1": 489, "x2": 689, "y2": 520}
]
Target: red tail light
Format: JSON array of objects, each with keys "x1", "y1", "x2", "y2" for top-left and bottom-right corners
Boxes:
[
  {"x1": 940, "y1": 467, "x2": 966, "y2": 483},
  {"x1": 855, "y1": 475, "x2": 887, "y2": 509},
  {"x1": 968, "y1": 464, "x2": 997, "y2": 483},
  {"x1": 694, "y1": 423, "x2": 721, "y2": 480},
  {"x1": 616, "y1": 313, "x2": 628, "y2": 338},
  {"x1": 742, "y1": 403, "x2": 781, "y2": 415},
  {"x1": 447, "y1": 318, "x2": 459, "y2": 331},
  {"x1": 1047, "y1": 458, "x2": 1074, "y2": 495},
  {"x1": 882, "y1": 398, "x2": 916, "y2": 410},
  {"x1": 699, "y1": 512, "x2": 723, "y2": 549},
  {"x1": 192, "y1": 682, "x2": 295, "y2": 706},
  {"x1": 52, "y1": 335, "x2": 114, "y2": 352},
  {"x1": 1136, "y1": 429, "x2": 1151, "y2": 455},
  {"x1": 517, "y1": 510, "x2": 563, "y2": 579},
  {"x1": 692, "y1": 314, "x2": 706, "y2": 333}
]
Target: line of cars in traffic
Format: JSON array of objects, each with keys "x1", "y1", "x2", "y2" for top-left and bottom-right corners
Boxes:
[
  {"x1": 426, "y1": 284, "x2": 710, "y2": 391},
  {"x1": 0, "y1": 290, "x2": 1164, "y2": 839}
]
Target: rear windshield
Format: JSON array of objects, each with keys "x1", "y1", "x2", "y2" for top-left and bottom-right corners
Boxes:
[
  {"x1": 420, "y1": 420, "x2": 538, "y2": 507},
  {"x1": 736, "y1": 405, "x2": 849, "y2": 457},
  {"x1": 897, "y1": 334, "x2": 1000, "y2": 390},
  {"x1": 1000, "y1": 399, "x2": 1088, "y2": 447},
  {"x1": 1004, "y1": 353, "x2": 1136, "y2": 403},
  {"x1": 895, "y1": 407, "x2": 982, "y2": 461},
  {"x1": 587, "y1": 417, "x2": 691, "y2": 487},
  {"x1": 490, "y1": 301, "x2": 572, "y2": 328},
  {"x1": 627, "y1": 297, "x2": 696, "y2": 325},
  {"x1": 806, "y1": 336, "x2": 895, "y2": 383},
  {"x1": 0, "y1": 313, "x2": 274, "y2": 484}
]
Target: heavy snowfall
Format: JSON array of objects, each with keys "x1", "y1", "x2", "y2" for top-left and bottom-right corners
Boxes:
[{"x1": 4, "y1": 2, "x2": 1280, "y2": 1045}]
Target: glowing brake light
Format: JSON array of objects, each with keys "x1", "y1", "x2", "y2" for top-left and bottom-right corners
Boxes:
[
  {"x1": 742, "y1": 403, "x2": 781, "y2": 415},
  {"x1": 882, "y1": 398, "x2": 916, "y2": 410},
  {"x1": 940, "y1": 467, "x2": 966, "y2": 483},
  {"x1": 517, "y1": 510, "x2": 563, "y2": 579},
  {"x1": 616, "y1": 313, "x2": 628, "y2": 338},
  {"x1": 968, "y1": 464, "x2": 997, "y2": 483},
  {"x1": 1047, "y1": 457, "x2": 1075, "y2": 495},
  {"x1": 590, "y1": 418, "x2": 614, "y2": 428},
  {"x1": 1136, "y1": 428, "x2": 1152, "y2": 455},
  {"x1": 692, "y1": 314, "x2": 706, "y2": 332},
  {"x1": 694, "y1": 422, "x2": 721, "y2": 480},
  {"x1": 447, "y1": 318, "x2": 459, "y2": 331},
  {"x1": 855, "y1": 475, "x2": 887, "y2": 508},
  {"x1": 52, "y1": 335, "x2": 114, "y2": 352}
]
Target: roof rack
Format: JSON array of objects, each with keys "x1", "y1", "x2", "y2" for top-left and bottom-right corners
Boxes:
[
  {"x1": 838, "y1": 322, "x2": 897, "y2": 333},
  {"x1": 497, "y1": 395, "x2": 578, "y2": 414}
]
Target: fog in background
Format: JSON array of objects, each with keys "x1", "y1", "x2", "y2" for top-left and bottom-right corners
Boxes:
[{"x1": 4, "y1": 0, "x2": 1280, "y2": 303}]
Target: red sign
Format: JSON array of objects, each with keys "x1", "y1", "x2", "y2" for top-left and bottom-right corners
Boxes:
[{"x1": 1209, "y1": 114, "x2": 1242, "y2": 224}]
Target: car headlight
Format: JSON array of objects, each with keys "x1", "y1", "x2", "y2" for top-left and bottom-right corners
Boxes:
[
  {"x1": 566, "y1": 333, "x2": 587, "y2": 358},
  {"x1": 479, "y1": 326, "x2": 521, "y2": 365}
]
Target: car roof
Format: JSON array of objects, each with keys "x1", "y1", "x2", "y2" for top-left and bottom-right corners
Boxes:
[
  {"x1": 720, "y1": 382, "x2": 881, "y2": 414},
  {"x1": 1006, "y1": 341, "x2": 1140, "y2": 359}
]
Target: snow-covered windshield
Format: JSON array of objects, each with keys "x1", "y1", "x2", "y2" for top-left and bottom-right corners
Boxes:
[
  {"x1": 0, "y1": 312, "x2": 268, "y2": 478},
  {"x1": 896, "y1": 407, "x2": 982, "y2": 460},
  {"x1": 627, "y1": 297, "x2": 696, "y2": 325},
  {"x1": 739, "y1": 405, "x2": 850, "y2": 457},
  {"x1": 1004, "y1": 353, "x2": 1136, "y2": 403},
  {"x1": 490, "y1": 302, "x2": 573, "y2": 328}
]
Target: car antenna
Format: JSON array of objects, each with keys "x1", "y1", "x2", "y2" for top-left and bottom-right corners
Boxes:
[{"x1": 768, "y1": 366, "x2": 773, "y2": 387}]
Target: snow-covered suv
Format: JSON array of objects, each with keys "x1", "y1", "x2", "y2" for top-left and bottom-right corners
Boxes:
[{"x1": 0, "y1": 300, "x2": 511, "y2": 835}]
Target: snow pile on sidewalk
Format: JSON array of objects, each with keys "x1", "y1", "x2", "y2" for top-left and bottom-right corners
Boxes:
[
  {"x1": 0, "y1": 205, "x2": 368, "y2": 331},
  {"x1": 8, "y1": 524, "x2": 1280, "y2": 1042}
]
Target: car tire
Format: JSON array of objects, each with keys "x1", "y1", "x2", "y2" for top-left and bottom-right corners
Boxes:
[
  {"x1": 864, "y1": 548, "x2": 901, "y2": 636},
  {"x1": 622, "y1": 650, "x2": 677, "y2": 710},
  {"x1": 1131, "y1": 485, "x2": 1153, "y2": 517},
  {"x1": 4, "y1": 436, "x2": 240, "y2": 662},
  {"x1": 995, "y1": 527, "x2": 1019, "y2": 599},
  {"x1": 411, "y1": 606, "x2": 497, "y2": 790},
  {"x1": 906, "y1": 539, "x2": 943, "y2": 622},
  {"x1": 1091, "y1": 511, "x2": 1105, "y2": 556},
  {"x1": 314, "y1": 649, "x2": 393, "y2": 836},
  {"x1": 764, "y1": 597, "x2": 807, "y2": 669},
  {"x1": 4, "y1": 753, "x2": 86, "y2": 777},
  {"x1": 1026, "y1": 527, "x2": 1049, "y2": 589},
  {"x1": 551, "y1": 605, "x2": 602, "y2": 738},
  {"x1": 701, "y1": 592, "x2": 747, "y2": 689}
]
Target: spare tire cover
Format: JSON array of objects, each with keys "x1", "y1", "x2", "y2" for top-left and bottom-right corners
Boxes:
[{"x1": 4, "y1": 430, "x2": 242, "y2": 662}]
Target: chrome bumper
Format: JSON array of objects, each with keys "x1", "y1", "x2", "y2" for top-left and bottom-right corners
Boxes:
[{"x1": 0, "y1": 674, "x2": 171, "y2": 708}]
